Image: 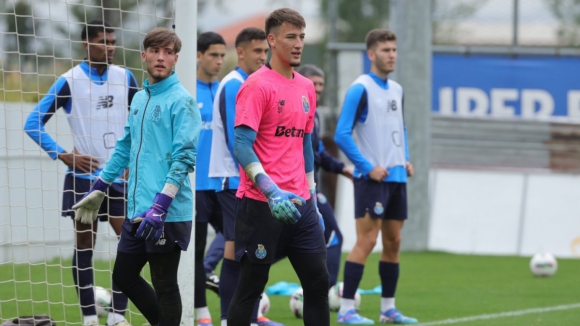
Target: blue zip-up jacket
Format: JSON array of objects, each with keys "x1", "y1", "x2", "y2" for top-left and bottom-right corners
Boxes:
[
  {"x1": 23, "y1": 61, "x2": 138, "y2": 181},
  {"x1": 196, "y1": 79, "x2": 222, "y2": 191},
  {"x1": 100, "y1": 72, "x2": 201, "y2": 222},
  {"x1": 334, "y1": 72, "x2": 409, "y2": 183},
  {"x1": 313, "y1": 112, "x2": 345, "y2": 187}
]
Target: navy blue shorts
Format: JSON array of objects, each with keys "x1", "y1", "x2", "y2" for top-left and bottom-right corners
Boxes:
[
  {"x1": 234, "y1": 196, "x2": 326, "y2": 265},
  {"x1": 117, "y1": 218, "x2": 192, "y2": 253},
  {"x1": 216, "y1": 190, "x2": 238, "y2": 241},
  {"x1": 353, "y1": 178, "x2": 407, "y2": 220},
  {"x1": 62, "y1": 173, "x2": 126, "y2": 221},
  {"x1": 195, "y1": 190, "x2": 223, "y2": 233}
]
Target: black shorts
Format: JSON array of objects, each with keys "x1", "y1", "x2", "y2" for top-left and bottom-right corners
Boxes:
[
  {"x1": 62, "y1": 173, "x2": 126, "y2": 221},
  {"x1": 353, "y1": 178, "x2": 407, "y2": 220},
  {"x1": 195, "y1": 190, "x2": 223, "y2": 233},
  {"x1": 234, "y1": 196, "x2": 326, "y2": 264},
  {"x1": 117, "y1": 219, "x2": 193, "y2": 253},
  {"x1": 216, "y1": 190, "x2": 238, "y2": 241}
]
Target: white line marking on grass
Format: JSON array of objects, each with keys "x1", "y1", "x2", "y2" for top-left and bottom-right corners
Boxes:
[{"x1": 417, "y1": 303, "x2": 580, "y2": 325}]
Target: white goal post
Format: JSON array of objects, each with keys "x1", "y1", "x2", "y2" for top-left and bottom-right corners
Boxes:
[{"x1": 0, "y1": 1, "x2": 197, "y2": 325}]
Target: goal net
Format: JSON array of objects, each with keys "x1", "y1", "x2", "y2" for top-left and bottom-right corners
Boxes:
[{"x1": 0, "y1": 1, "x2": 193, "y2": 325}]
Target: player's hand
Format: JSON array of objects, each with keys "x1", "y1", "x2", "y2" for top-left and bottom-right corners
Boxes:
[
  {"x1": 406, "y1": 162, "x2": 414, "y2": 177},
  {"x1": 58, "y1": 150, "x2": 100, "y2": 173},
  {"x1": 341, "y1": 166, "x2": 354, "y2": 180},
  {"x1": 265, "y1": 187, "x2": 306, "y2": 224},
  {"x1": 368, "y1": 166, "x2": 388, "y2": 182},
  {"x1": 71, "y1": 178, "x2": 110, "y2": 224},
  {"x1": 131, "y1": 193, "x2": 173, "y2": 242}
]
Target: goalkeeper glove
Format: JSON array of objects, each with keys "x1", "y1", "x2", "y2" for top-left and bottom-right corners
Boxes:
[
  {"x1": 131, "y1": 193, "x2": 173, "y2": 242},
  {"x1": 71, "y1": 178, "x2": 110, "y2": 224},
  {"x1": 257, "y1": 174, "x2": 305, "y2": 224}
]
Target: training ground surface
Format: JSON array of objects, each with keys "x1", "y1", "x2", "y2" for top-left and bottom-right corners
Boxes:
[{"x1": 1, "y1": 252, "x2": 579, "y2": 325}]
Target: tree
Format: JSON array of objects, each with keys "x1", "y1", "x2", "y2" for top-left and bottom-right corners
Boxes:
[
  {"x1": 544, "y1": 0, "x2": 580, "y2": 46},
  {"x1": 321, "y1": 0, "x2": 390, "y2": 42},
  {"x1": 432, "y1": 0, "x2": 489, "y2": 45}
]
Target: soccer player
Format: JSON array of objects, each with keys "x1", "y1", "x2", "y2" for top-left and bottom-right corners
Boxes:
[
  {"x1": 208, "y1": 27, "x2": 282, "y2": 326},
  {"x1": 23, "y1": 20, "x2": 137, "y2": 326},
  {"x1": 334, "y1": 29, "x2": 417, "y2": 325},
  {"x1": 195, "y1": 31, "x2": 227, "y2": 326},
  {"x1": 72, "y1": 27, "x2": 201, "y2": 326},
  {"x1": 227, "y1": 8, "x2": 330, "y2": 326},
  {"x1": 296, "y1": 64, "x2": 354, "y2": 289}
]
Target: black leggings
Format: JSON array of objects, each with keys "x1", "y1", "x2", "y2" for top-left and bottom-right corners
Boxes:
[
  {"x1": 112, "y1": 248, "x2": 182, "y2": 326},
  {"x1": 227, "y1": 252, "x2": 329, "y2": 326}
]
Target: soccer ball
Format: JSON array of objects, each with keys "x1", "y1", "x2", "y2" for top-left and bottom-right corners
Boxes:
[
  {"x1": 289, "y1": 288, "x2": 304, "y2": 318},
  {"x1": 94, "y1": 286, "x2": 112, "y2": 318},
  {"x1": 530, "y1": 252, "x2": 558, "y2": 277},
  {"x1": 328, "y1": 282, "x2": 361, "y2": 312},
  {"x1": 259, "y1": 292, "x2": 270, "y2": 315}
]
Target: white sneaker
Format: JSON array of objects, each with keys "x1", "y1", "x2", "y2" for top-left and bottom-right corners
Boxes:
[
  {"x1": 113, "y1": 321, "x2": 133, "y2": 326},
  {"x1": 84, "y1": 321, "x2": 101, "y2": 326}
]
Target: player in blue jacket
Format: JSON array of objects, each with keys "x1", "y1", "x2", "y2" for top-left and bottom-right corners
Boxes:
[
  {"x1": 334, "y1": 29, "x2": 417, "y2": 325},
  {"x1": 297, "y1": 64, "x2": 354, "y2": 290},
  {"x1": 72, "y1": 27, "x2": 201, "y2": 326},
  {"x1": 24, "y1": 20, "x2": 137, "y2": 326}
]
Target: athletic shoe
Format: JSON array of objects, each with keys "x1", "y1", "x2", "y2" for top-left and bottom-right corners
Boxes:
[
  {"x1": 337, "y1": 309, "x2": 375, "y2": 325},
  {"x1": 197, "y1": 318, "x2": 213, "y2": 326},
  {"x1": 113, "y1": 321, "x2": 132, "y2": 326},
  {"x1": 206, "y1": 271, "x2": 219, "y2": 296},
  {"x1": 257, "y1": 316, "x2": 284, "y2": 326},
  {"x1": 84, "y1": 321, "x2": 101, "y2": 326},
  {"x1": 379, "y1": 309, "x2": 418, "y2": 324}
]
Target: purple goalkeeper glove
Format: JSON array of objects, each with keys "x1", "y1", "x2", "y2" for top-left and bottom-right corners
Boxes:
[{"x1": 131, "y1": 193, "x2": 173, "y2": 242}]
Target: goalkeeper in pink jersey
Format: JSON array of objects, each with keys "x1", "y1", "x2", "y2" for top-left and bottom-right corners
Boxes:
[{"x1": 227, "y1": 8, "x2": 329, "y2": 326}]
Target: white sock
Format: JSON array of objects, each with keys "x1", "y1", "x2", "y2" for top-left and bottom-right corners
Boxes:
[
  {"x1": 107, "y1": 313, "x2": 126, "y2": 326},
  {"x1": 195, "y1": 307, "x2": 211, "y2": 320},
  {"x1": 83, "y1": 315, "x2": 99, "y2": 325},
  {"x1": 339, "y1": 298, "x2": 356, "y2": 315},
  {"x1": 250, "y1": 324, "x2": 258, "y2": 326},
  {"x1": 381, "y1": 297, "x2": 395, "y2": 312},
  {"x1": 221, "y1": 320, "x2": 227, "y2": 326}
]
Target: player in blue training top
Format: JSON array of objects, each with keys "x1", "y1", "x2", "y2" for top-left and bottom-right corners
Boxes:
[
  {"x1": 24, "y1": 19, "x2": 137, "y2": 326},
  {"x1": 334, "y1": 29, "x2": 417, "y2": 325},
  {"x1": 72, "y1": 27, "x2": 201, "y2": 326},
  {"x1": 208, "y1": 27, "x2": 284, "y2": 326},
  {"x1": 194, "y1": 31, "x2": 226, "y2": 326},
  {"x1": 297, "y1": 64, "x2": 354, "y2": 290}
]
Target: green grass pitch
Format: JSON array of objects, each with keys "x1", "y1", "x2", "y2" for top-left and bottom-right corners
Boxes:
[{"x1": 1, "y1": 252, "x2": 579, "y2": 325}]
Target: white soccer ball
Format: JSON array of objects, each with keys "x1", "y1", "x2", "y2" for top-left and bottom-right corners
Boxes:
[
  {"x1": 94, "y1": 286, "x2": 112, "y2": 318},
  {"x1": 328, "y1": 282, "x2": 361, "y2": 312},
  {"x1": 530, "y1": 252, "x2": 558, "y2": 277},
  {"x1": 289, "y1": 288, "x2": 304, "y2": 318},
  {"x1": 259, "y1": 292, "x2": 270, "y2": 316}
]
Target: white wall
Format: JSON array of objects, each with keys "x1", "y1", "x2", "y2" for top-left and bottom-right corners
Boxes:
[{"x1": 335, "y1": 168, "x2": 580, "y2": 258}]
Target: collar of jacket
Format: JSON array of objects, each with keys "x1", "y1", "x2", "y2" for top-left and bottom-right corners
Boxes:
[{"x1": 143, "y1": 71, "x2": 179, "y2": 95}]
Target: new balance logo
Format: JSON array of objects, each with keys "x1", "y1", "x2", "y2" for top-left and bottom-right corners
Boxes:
[
  {"x1": 275, "y1": 126, "x2": 304, "y2": 138},
  {"x1": 96, "y1": 95, "x2": 114, "y2": 109}
]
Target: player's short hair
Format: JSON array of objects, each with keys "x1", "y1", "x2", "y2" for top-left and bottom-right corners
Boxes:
[
  {"x1": 297, "y1": 64, "x2": 324, "y2": 78},
  {"x1": 365, "y1": 28, "x2": 397, "y2": 50},
  {"x1": 81, "y1": 20, "x2": 114, "y2": 41},
  {"x1": 197, "y1": 32, "x2": 226, "y2": 53},
  {"x1": 265, "y1": 8, "x2": 306, "y2": 36},
  {"x1": 143, "y1": 27, "x2": 182, "y2": 54},
  {"x1": 235, "y1": 27, "x2": 266, "y2": 48}
]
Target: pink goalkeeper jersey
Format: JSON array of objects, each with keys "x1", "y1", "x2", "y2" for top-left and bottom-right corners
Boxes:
[{"x1": 235, "y1": 65, "x2": 317, "y2": 202}]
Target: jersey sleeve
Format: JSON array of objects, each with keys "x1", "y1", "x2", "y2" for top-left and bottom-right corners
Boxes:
[
  {"x1": 235, "y1": 78, "x2": 266, "y2": 132},
  {"x1": 220, "y1": 79, "x2": 243, "y2": 161},
  {"x1": 23, "y1": 77, "x2": 72, "y2": 160},
  {"x1": 304, "y1": 85, "x2": 317, "y2": 134},
  {"x1": 334, "y1": 83, "x2": 374, "y2": 176}
]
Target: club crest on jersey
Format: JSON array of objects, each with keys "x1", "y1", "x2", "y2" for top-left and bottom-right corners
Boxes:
[
  {"x1": 374, "y1": 202, "x2": 384, "y2": 215},
  {"x1": 255, "y1": 244, "x2": 267, "y2": 259},
  {"x1": 277, "y1": 99, "x2": 285, "y2": 114},
  {"x1": 152, "y1": 105, "x2": 161, "y2": 122},
  {"x1": 302, "y1": 96, "x2": 310, "y2": 113}
]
